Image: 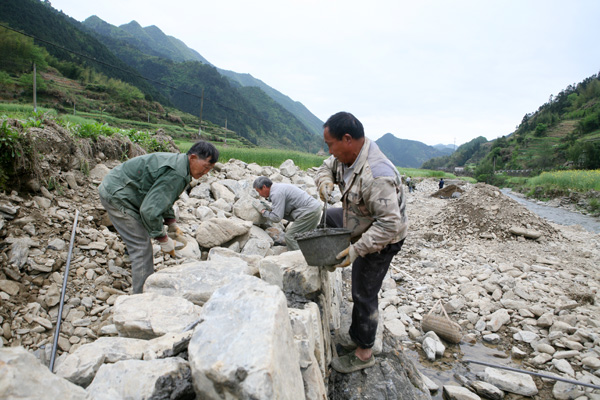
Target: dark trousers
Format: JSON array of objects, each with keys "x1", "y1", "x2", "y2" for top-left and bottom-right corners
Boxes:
[{"x1": 326, "y1": 207, "x2": 404, "y2": 349}]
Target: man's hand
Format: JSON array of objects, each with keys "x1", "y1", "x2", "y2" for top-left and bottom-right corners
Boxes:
[
  {"x1": 260, "y1": 200, "x2": 272, "y2": 211},
  {"x1": 319, "y1": 182, "x2": 334, "y2": 202},
  {"x1": 333, "y1": 245, "x2": 357, "y2": 269},
  {"x1": 157, "y1": 236, "x2": 176, "y2": 257},
  {"x1": 252, "y1": 199, "x2": 265, "y2": 213},
  {"x1": 167, "y1": 223, "x2": 188, "y2": 248},
  {"x1": 167, "y1": 223, "x2": 184, "y2": 237}
]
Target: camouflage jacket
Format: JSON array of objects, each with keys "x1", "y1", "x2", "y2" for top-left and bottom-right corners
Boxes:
[{"x1": 315, "y1": 138, "x2": 408, "y2": 257}]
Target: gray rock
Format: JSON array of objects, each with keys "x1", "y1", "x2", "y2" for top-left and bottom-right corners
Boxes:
[
  {"x1": 86, "y1": 357, "x2": 192, "y2": 400},
  {"x1": 195, "y1": 218, "x2": 252, "y2": 248},
  {"x1": 112, "y1": 293, "x2": 202, "y2": 339},
  {"x1": 484, "y1": 367, "x2": 538, "y2": 396},
  {"x1": 0, "y1": 346, "x2": 90, "y2": 399},
  {"x1": 55, "y1": 337, "x2": 147, "y2": 387},
  {"x1": 188, "y1": 275, "x2": 305, "y2": 399},
  {"x1": 442, "y1": 385, "x2": 481, "y2": 400},
  {"x1": 144, "y1": 259, "x2": 252, "y2": 305}
]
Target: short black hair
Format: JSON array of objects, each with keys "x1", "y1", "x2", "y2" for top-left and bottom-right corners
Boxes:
[
  {"x1": 253, "y1": 176, "x2": 273, "y2": 189},
  {"x1": 187, "y1": 141, "x2": 219, "y2": 163},
  {"x1": 323, "y1": 111, "x2": 364, "y2": 140}
]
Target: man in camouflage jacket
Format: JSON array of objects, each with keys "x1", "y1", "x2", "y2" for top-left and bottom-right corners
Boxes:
[{"x1": 315, "y1": 111, "x2": 408, "y2": 373}]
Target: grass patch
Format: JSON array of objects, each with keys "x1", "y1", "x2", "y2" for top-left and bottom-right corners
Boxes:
[
  {"x1": 526, "y1": 170, "x2": 600, "y2": 192},
  {"x1": 398, "y1": 167, "x2": 457, "y2": 179},
  {"x1": 177, "y1": 139, "x2": 326, "y2": 170}
]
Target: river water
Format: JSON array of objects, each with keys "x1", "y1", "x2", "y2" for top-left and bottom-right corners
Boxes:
[{"x1": 500, "y1": 188, "x2": 600, "y2": 234}]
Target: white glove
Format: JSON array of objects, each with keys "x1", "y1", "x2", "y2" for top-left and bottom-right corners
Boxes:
[
  {"x1": 252, "y1": 199, "x2": 264, "y2": 212},
  {"x1": 319, "y1": 182, "x2": 334, "y2": 202},
  {"x1": 158, "y1": 236, "x2": 176, "y2": 257},
  {"x1": 333, "y1": 245, "x2": 357, "y2": 269}
]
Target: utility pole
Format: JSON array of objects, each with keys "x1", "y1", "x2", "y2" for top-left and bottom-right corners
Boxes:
[
  {"x1": 199, "y1": 88, "x2": 204, "y2": 137},
  {"x1": 33, "y1": 63, "x2": 37, "y2": 112}
]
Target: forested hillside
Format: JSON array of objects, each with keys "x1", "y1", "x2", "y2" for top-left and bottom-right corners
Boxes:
[
  {"x1": 0, "y1": 0, "x2": 323, "y2": 152},
  {"x1": 422, "y1": 72, "x2": 600, "y2": 178},
  {"x1": 375, "y1": 133, "x2": 453, "y2": 168},
  {"x1": 82, "y1": 16, "x2": 324, "y2": 137},
  {"x1": 421, "y1": 136, "x2": 489, "y2": 170}
]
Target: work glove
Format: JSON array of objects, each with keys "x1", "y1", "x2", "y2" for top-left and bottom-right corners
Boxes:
[
  {"x1": 252, "y1": 198, "x2": 264, "y2": 212},
  {"x1": 157, "y1": 236, "x2": 176, "y2": 257},
  {"x1": 167, "y1": 223, "x2": 188, "y2": 248},
  {"x1": 260, "y1": 200, "x2": 272, "y2": 211},
  {"x1": 319, "y1": 182, "x2": 334, "y2": 202},
  {"x1": 332, "y1": 245, "x2": 357, "y2": 269}
]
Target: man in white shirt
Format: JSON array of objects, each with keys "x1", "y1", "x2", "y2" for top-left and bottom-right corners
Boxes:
[{"x1": 253, "y1": 176, "x2": 322, "y2": 250}]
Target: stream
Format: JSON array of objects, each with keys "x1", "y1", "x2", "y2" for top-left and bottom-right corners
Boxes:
[{"x1": 500, "y1": 188, "x2": 600, "y2": 234}]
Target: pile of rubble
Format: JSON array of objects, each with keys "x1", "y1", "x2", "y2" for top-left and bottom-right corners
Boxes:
[{"x1": 429, "y1": 182, "x2": 561, "y2": 241}]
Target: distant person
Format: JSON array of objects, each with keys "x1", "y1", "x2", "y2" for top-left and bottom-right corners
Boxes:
[
  {"x1": 406, "y1": 176, "x2": 413, "y2": 193},
  {"x1": 99, "y1": 141, "x2": 219, "y2": 293},
  {"x1": 253, "y1": 177, "x2": 322, "y2": 251},
  {"x1": 439, "y1": 178, "x2": 445, "y2": 189},
  {"x1": 316, "y1": 111, "x2": 408, "y2": 373}
]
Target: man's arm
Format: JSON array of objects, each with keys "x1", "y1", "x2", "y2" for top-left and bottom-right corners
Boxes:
[
  {"x1": 261, "y1": 189, "x2": 284, "y2": 222},
  {"x1": 139, "y1": 171, "x2": 188, "y2": 237},
  {"x1": 352, "y1": 176, "x2": 403, "y2": 257}
]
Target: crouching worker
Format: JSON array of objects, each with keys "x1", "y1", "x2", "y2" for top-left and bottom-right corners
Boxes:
[
  {"x1": 98, "y1": 141, "x2": 219, "y2": 293},
  {"x1": 253, "y1": 176, "x2": 322, "y2": 251}
]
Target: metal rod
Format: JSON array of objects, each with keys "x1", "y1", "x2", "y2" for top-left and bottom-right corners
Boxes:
[
  {"x1": 464, "y1": 359, "x2": 600, "y2": 390},
  {"x1": 49, "y1": 209, "x2": 79, "y2": 372}
]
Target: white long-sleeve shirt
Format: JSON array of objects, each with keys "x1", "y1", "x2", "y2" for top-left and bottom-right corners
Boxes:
[{"x1": 262, "y1": 183, "x2": 320, "y2": 222}]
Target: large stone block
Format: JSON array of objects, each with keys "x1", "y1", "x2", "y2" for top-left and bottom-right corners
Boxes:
[
  {"x1": 0, "y1": 347, "x2": 90, "y2": 399},
  {"x1": 144, "y1": 258, "x2": 252, "y2": 305},
  {"x1": 259, "y1": 250, "x2": 321, "y2": 297},
  {"x1": 112, "y1": 293, "x2": 202, "y2": 339},
  {"x1": 189, "y1": 275, "x2": 305, "y2": 400},
  {"x1": 86, "y1": 357, "x2": 192, "y2": 400}
]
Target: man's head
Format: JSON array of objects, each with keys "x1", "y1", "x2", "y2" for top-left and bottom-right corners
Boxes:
[
  {"x1": 323, "y1": 112, "x2": 365, "y2": 165},
  {"x1": 187, "y1": 141, "x2": 219, "y2": 179},
  {"x1": 253, "y1": 176, "x2": 272, "y2": 198}
]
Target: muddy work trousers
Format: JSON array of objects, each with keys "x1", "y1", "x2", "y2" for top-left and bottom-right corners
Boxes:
[
  {"x1": 326, "y1": 207, "x2": 404, "y2": 349},
  {"x1": 285, "y1": 205, "x2": 322, "y2": 250},
  {"x1": 99, "y1": 195, "x2": 155, "y2": 294}
]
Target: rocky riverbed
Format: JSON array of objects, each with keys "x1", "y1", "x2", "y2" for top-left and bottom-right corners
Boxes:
[
  {"x1": 396, "y1": 178, "x2": 600, "y2": 399},
  {"x1": 0, "y1": 127, "x2": 599, "y2": 399}
]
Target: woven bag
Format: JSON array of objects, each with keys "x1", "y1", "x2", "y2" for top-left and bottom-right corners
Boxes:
[{"x1": 421, "y1": 300, "x2": 462, "y2": 344}]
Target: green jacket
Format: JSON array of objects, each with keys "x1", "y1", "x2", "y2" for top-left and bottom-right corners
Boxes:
[
  {"x1": 316, "y1": 138, "x2": 408, "y2": 257},
  {"x1": 98, "y1": 153, "x2": 191, "y2": 238}
]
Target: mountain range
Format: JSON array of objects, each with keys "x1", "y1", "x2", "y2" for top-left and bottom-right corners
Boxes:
[
  {"x1": 1, "y1": 0, "x2": 457, "y2": 165},
  {"x1": 81, "y1": 15, "x2": 449, "y2": 166},
  {"x1": 375, "y1": 134, "x2": 455, "y2": 168}
]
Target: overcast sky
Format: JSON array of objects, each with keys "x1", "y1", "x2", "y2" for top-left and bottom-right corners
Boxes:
[{"x1": 49, "y1": 0, "x2": 600, "y2": 146}]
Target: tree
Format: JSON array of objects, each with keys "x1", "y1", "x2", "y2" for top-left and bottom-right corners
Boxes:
[
  {"x1": 534, "y1": 123, "x2": 548, "y2": 137},
  {"x1": 0, "y1": 26, "x2": 49, "y2": 73}
]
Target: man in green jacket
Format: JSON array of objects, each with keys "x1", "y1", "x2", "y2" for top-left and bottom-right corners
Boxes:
[
  {"x1": 98, "y1": 141, "x2": 219, "y2": 293},
  {"x1": 316, "y1": 112, "x2": 408, "y2": 373}
]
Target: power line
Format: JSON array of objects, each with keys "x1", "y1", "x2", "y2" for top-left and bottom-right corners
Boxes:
[{"x1": 0, "y1": 23, "x2": 271, "y2": 125}]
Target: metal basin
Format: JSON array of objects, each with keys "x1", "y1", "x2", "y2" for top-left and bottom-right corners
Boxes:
[{"x1": 295, "y1": 228, "x2": 351, "y2": 267}]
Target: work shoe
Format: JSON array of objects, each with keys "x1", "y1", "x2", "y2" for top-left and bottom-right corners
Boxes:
[{"x1": 331, "y1": 353, "x2": 376, "y2": 373}]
